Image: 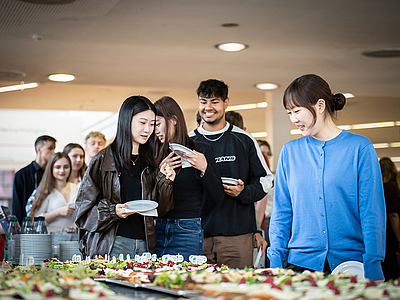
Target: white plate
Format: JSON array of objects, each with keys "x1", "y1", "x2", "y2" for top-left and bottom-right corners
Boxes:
[
  {"x1": 169, "y1": 143, "x2": 196, "y2": 157},
  {"x1": 221, "y1": 177, "x2": 239, "y2": 185},
  {"x1": 253, "y1": 246, "x2": 263, "y2": 269},
  {"x1": 124, "y1": 200, "x2": 158, "y2": 212},
  {"x1": 139, "y1": 208, "x2": 158, "y2": 217},
  {"x1": 331, "y1": 261, "x2": 364, "y2": 278},
  {"x1": 169, "y1": 143, "x2": 196, "y2": 168}
]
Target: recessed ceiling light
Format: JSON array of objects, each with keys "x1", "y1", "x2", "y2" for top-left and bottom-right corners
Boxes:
[
  {"x1": 216, "y1": 43, "x2": 248, "y2": 52},
  {"x1": 48, "y1": 73, "x2": 76, "y2": 82},
  {"x1": 254, "y1": 83, "x2": 280, "y2": 90}
]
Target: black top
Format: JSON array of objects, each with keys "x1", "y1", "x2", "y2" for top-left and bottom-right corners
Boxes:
[
  {"x1": 163, "y1": 141, "x2": 224, "y2": 219},
  {"x1": 12, "y1": 161, "x2": 44, "y2": 225},
  {"x1": 116, "y1": 155, "x2": 146, "y2": 239}
]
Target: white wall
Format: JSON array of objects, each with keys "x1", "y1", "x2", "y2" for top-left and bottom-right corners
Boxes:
[{"x1": 0, "y1": 109, "x2": 117, "y2": 170}]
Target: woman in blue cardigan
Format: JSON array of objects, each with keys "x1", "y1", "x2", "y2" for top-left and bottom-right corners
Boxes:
[{"x1": 267, "y1": 74, "x2": 385, "y2": 281}]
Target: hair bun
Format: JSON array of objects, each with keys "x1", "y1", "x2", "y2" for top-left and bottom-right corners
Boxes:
[{"x1": 332, "y1": 93, "x2": 346, "y2": 111}]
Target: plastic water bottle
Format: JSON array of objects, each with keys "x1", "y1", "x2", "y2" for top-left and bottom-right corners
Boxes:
[
  {"x1": 20, "y1": 216, "x2": 33, "y2": 234},
  {"x1": 34, "y1": 216, "x2": 48, "y2": 234},
  {"x1": 5, "y1": 216, "x2": 20, "y2": 262}
]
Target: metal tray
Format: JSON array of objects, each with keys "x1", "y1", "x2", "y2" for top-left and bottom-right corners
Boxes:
[{"x1": 95, "y1": 278, "x2": 203, "y2": 297}]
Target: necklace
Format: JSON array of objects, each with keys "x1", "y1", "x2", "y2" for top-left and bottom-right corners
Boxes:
[
  {"x1": 202, "y1": 131, "x2": 225, "y2": 142},
  {"x1": 131, "y1": 155, "x2": 139, "y2": 166}
]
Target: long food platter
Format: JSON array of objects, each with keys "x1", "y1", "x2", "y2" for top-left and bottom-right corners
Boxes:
[{"x1": 95, "y1": 277, "x2": 203, "y2": 297}]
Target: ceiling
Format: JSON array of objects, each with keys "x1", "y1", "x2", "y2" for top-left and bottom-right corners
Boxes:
[{"x1": 0, "y1": 0, "x2": 399, "y2": 167}]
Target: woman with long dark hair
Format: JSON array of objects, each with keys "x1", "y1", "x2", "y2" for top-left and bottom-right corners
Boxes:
[
  {"x1": 154, "y1": 96, "x2": 224, "y2": 261},
  {"x1": 75, "y1": 95, "x2": 175, "y2": 258},
  {"x1": 30, "y1": 152, "x2": 77, "y2": 228},
  {"x1": 63, "y1": 143, "x2": 86, "y2": 187},
  {"x1": 380, "y1": 157, "x2": 400, "y2": 280},
  {"x1": 268, "y1": 74, "x2": 385, "y2": 281}
]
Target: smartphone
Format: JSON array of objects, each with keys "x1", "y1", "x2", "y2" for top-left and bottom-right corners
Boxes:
[{"x1": 1, "y1": 206, "x2": 12, "y2": 220}]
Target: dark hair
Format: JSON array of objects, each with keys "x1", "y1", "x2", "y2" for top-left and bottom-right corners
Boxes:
[
  {"x1": 225, "y1": 111, "x2": 244, "y2": 129},
  {"x1": 63, "y1": 143, "x2": 87, "y2": 179},
  {"x1": 196, "y1": 111, "x2": 202, "y2": 126},
  {"x1": 196, "y1": 79, "x2": 229, "y2": 101},
  {"x1": 257, "y1": 140, "x2": 271, "y2": 149},
  {"x1": 34, "y1": 135, "x2": 56, "y2": 153},
  {"x1": 380, "y1": 157, "x2": 400, "y2": 195},
  {"x1": 110, "y1": 95, "x2": 157, "y2": 172},
  {"x1": 283, "y1": 74, "x2": 346, "y2": 125},
  {"x1": 154, "y1": 96, "x2": 195, "y2": 164},
  {"x1": 30, "y1": 152, "x2": 71, "y2": 219}
]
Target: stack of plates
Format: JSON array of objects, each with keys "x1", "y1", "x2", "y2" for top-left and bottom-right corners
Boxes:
[
  {"x1": 8, "y1": 235, "x2": 21, "y2": 265},
  {"x1": 59, "y1": 241, "x2": 80, "y2": 262},
  {"x1": 20, "y1": 234, "x2": 52, "y2": 265}
]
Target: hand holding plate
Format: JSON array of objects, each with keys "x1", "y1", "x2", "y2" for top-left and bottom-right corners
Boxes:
[
  {"x1": 161, "y1": 152, "x2": 182, "y2": 169},
  {"x1": 254, "y1": 233, "x2": 267, "y2": 257},
  {"x1": 184, "y1": 150, "x2": 207, "y2": 174},
  {"x1": 223, "y1": 179, "x2": 244, "y2": 197},
  {"x1": 116, "y1": 203, "x2": 136, "y2": 218}
]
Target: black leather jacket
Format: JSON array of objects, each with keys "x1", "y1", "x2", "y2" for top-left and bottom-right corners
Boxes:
[{"x1": 75, "y1": 146, "x2": 174, "y2": 257}]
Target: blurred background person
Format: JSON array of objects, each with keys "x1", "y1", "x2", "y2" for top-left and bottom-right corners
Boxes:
[
  {"x1": 84, "y1": 131, "x2": 106, "y2": 166},
  {"x1": 196, "y1": 111, "x2": 203, "y2": 128},
  {"x1": 256, "y1": 139, "x2": 274, "y2": 268},
  {"x1": 12, "y1": 135, "x2": 56, "y2": 224},
  {"x1": 380, "y1": 157, "x2": 400, "y2": 281},
  {"x1": 224, "y1": 110, "x2": 268, "y2": 259},
  {"x1": 225, "y1": 110, "x2": 246, "y2": 131},
  {"x1": 257, "y1": 140, "x2": 272, "y2": 169},
  {"x1": 154, "y1": 96, "x2": 224, "y2": 261},
  {"x1": 29, "y1": 152, "x2": 77, "y2": 229},
  {"x1": 63, "y1": 143, "x2": 86, "y2": 187}
]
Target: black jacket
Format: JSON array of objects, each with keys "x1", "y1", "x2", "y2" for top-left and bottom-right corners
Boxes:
[
  {"x1": 75, "y1": 146, "x2": 174, "y2": 257},
  {"x1": 12, "y1": 161, "x2": 44, "y2": 225}
]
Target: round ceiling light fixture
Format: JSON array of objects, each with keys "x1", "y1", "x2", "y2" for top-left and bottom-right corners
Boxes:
[
  {"x1": 216, "y1": 42, "x2": 248, "y2": 52},
  {"x1": 362, "y1": 49, "x2": 400, "y2": 58},
  {"x1": 221, "y1": 23, "x2": 239, "y2": 28},
  {"x1": 48, "y1": 73, "x2": 76, "y2": 82},
  {"x1": 254, "y1": 82, "x2": 280, "y2": 90},
  {"x1": 0, "y1": 69, "x2": 26, "y2": 79}
]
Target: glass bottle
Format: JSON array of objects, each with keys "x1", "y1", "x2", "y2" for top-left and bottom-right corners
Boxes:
[
  {"x1": 5, "y1": 216, "x2": 20, "y2": 262},
  {"x1": 34, "y1": 216, "x2": 48, "y2": 234},
  {"x1": 20, "y1": 216, "x2": 33, "y2": 234}
]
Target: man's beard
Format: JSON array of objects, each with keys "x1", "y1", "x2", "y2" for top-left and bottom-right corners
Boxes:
[{"x1": 203, "y1": 113, "x2": 224, "y2": 125}]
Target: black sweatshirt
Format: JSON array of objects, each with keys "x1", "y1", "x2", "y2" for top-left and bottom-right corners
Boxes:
[{"x1": 189, "y1": 123, "x2": 273, "y2": 237}]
